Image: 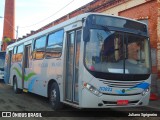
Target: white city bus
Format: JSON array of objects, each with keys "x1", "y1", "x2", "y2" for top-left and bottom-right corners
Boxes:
[{"x1": 4, "y1": 13, "x2": 151, "y2": 110}]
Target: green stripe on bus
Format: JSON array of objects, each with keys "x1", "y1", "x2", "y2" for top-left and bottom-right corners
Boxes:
[{"x1": 13, "y1": 67, "x2": 36, "y2": 81}]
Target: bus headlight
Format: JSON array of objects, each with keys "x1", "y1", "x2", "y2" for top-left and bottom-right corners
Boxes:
[
  {"x1": 142, "y1": 88, "x2": 150, "y2": 96},
  {"x1": 83, "y1": 82, "x2": 102, "y2": 97}
]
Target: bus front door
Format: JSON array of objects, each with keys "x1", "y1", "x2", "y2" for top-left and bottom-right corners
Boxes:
[
  {"x1": 65, "y1": 29, "x2": 81, "y2": 103},
  {"x1": 22, "y1": 44, "x2": 31, "y2": 91}
]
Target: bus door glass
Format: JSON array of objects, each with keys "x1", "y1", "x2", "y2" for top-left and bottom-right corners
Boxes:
[
  {"x1": 22, "y1": 45, "x2": 31, "y2": 89},
  {"x1": 65, "y1": 29, "x2": 81, "y2": 103}
]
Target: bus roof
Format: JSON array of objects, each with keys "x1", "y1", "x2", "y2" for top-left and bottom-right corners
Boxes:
[{"x1": 6, "y1": 12, "x2": 147, "y2": 49}]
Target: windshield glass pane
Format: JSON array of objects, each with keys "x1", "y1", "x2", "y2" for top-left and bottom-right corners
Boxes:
[{"x1": 84, "y1": 29, "x2": 150, "y2": 74}]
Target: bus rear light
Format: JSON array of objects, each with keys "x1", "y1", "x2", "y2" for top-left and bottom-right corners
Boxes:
[{"x1": 83, "y1": 82, "x2": 102, "y2": 97}]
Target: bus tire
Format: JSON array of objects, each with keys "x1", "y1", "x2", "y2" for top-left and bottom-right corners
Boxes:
[
  {"x1": 13, "y1": 77, "x2": 21, "y2": 94},
  {"x1": 49, "y1": 82, "x2": 63, "y2": 110}
]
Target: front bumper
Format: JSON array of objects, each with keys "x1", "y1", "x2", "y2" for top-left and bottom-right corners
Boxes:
[{"x1": 81, "y1": 88, "x2": 150, "y2": 108}]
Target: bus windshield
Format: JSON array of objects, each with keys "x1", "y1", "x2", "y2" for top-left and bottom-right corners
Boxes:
[{"x1": 84, "y1": 29, "x2": 151, "y2": 75}]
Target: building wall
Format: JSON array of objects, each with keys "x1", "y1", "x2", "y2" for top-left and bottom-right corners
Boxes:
[{"x1": 102, "y1": 0, "x2": 147, "y2": 15}]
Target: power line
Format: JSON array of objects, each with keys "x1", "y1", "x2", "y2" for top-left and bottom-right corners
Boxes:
[{"x1": 19, "y1": 0, "x2": 75, "y2": 28}]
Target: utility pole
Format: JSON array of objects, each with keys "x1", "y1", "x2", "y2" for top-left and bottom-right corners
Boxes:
[{"x1": 16, "y1": 26, "x2": 19, "y2": 41}]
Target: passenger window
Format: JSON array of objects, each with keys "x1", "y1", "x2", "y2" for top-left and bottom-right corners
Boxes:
[
  {"x1": 13, "y1": 47, "x2": 17, "y2": 54},
  {"x1": 16, "y1": 44, "x2": 23, "y2": 62},
  {"x1": 12, "y1": 47, "x2": 17, "y2": 62},
  {"x1": 17, "y1": 44, "x2": 23, "y2": 53},
  {"x1": 46, "y1": 30, "x2": 64, "y2": 58},
  {"x1": 33, "y1": 36, "x2": 46, "y2": 59}
]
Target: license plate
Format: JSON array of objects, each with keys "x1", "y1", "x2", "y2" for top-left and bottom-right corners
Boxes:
[{"x1": 117, "y1": 100, "x2": 128, "y2": 105}]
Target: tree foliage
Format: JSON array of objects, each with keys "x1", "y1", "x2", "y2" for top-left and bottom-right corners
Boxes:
[{"x1": 3, "y1": 37, "x2": 11, "y2": 43}]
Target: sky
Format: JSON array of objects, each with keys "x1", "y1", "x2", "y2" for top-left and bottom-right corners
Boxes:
[{"x1": 0, "y1": 0, "x2": 93, "y2": 41}]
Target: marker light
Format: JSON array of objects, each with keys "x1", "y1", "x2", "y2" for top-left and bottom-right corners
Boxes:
[
  {"x1": 83, "y1": 82, "x2": 102, "y2": 97},
  {"x1": 90, "y1": 66, "x2": 95, "y2": 71}
]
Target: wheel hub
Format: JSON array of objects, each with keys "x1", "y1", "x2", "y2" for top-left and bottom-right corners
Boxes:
[{"x1": 51, "y1": 89, "x2": 56, "y2": 104}]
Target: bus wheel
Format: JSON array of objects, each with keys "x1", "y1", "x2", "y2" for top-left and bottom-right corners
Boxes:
[
  {"x1": 49, "y1": 82, "x2": 63, "y2": 110},
  {"x1": 13, "y1": 77, "x2": 21, "y2": 94}
]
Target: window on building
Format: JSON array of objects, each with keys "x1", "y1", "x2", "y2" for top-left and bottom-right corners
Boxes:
[{"x1": 46, "y1": 30, "x2": 64, "y2": 58}]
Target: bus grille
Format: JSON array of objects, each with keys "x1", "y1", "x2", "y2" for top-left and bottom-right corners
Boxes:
[{"x1": 99, "y1": 79, "x2": 144, "y2": 88}]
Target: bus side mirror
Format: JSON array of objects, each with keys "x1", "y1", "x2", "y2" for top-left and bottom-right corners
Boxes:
[{"x1": 83, "y1": 27, "x2": 90, "y2": 42}]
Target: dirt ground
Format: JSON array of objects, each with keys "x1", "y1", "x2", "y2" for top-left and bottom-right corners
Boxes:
[{"x1": 0, "y1": 82, "x2": 53, "y2": 111}]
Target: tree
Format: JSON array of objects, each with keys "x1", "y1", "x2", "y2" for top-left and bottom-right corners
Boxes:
[{"x1": 3, "y1": 36, "x2": 11, "y2": 43}]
